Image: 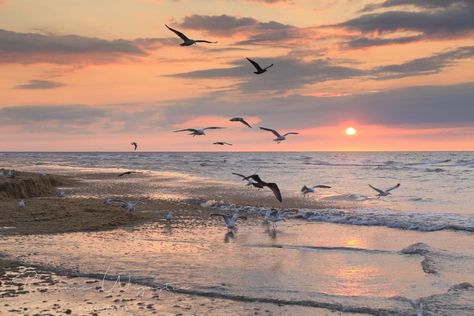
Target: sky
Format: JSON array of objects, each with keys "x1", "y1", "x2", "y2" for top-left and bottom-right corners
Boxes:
[{"x1": 0, "y1": 0, "x2": 473, "y2": 151}]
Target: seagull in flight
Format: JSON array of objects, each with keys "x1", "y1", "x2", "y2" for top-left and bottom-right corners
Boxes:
[
  {"x1": 246, "y1": 58, "x2": 273, "y2": 74},
  {"x1": 243, "y1": 174, "x2": 282, "y2": 202},
  {"x1": 131, "y1": 142, "x2": 138, "y2": 151},
  {"x1": 213, "y1": 142, "x2": 232, "y2": 146},
  {"x1": 211, "y1": 212, "x2": 247, "y2": 230},
  {"x1": 165, "y1": 24, "x2": 217, "y2": 46},
  {"x1": 118, "y1": 171, "x2": 140, "y2": 177},
  {"x1": 260, "y1": 127, "x2": 299, "y2": 143},
  {"x1": 115, "y1": 200, "x2": 145, "y2": 212},
  {"x1": 232, "y1": 171, "x2": 263, "y2": 188},
  {"x1": 174, "y1": 127, "x2": 224, "y2": 136},
  {"x1": 301, "y1": 185, "x2": 331, "y2": 198},
  {"x1": 230, "y1": 117, "x2": 252, "y2": 128},
  {"x1": 368, "y1": 183, "x2": 400, "y2": 197}
]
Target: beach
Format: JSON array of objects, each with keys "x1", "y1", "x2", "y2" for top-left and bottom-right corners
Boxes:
[{"x1": 1, "y1": 152, "x2": 473, "y2": 315}]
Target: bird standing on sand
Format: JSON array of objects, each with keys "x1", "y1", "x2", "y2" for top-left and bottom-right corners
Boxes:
[
  {"x1": 246, "y1": 58, "x2": 273, "y2": 74},
  {"x1": 17, "y1": 199, "x2": 25, "y2": 208},
  {"x1": 213, "y1": 142, "x2": 232, "y2": 146},
  {"x1": 230, "y1": 117, "x2": 252, "y2": 128},
  {"x1": 165, "y1": 24, "x2": 217, "y2": 46},
  {"x1": 368, "y1": 183, "x2": 400, "y2": 197},
  {"x1": 211, "y1": 212, "x2": 247, "y2": 230},
  {"x1": 259, "y1": 127, "x2": 299, "y2": 143},
  {"x1": 131, "y1": 142, "x2": 138, "y2": 151},
  {"x1": 301, "y1": 185, "x2": 331, "y2": 198},
  {"x1": 174, "y1": 127, "x2": 225, "y2": 137},
  {"x1": 115, "y1": 200, "x2": 145, "y2": 212},
  {"x1": 164, "y1": 211, "x2": 173, "y2": 221}
]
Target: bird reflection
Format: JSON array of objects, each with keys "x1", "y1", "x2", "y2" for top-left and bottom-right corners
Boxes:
[{"x1": 224, "y1": 231, "x2": 235, "y2": 243}]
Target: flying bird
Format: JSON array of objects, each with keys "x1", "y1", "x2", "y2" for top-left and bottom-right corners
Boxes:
[
  {"x1": 211, "y1": 212, "x2": 247, "y2": 230},
  {"x1": 213, "y1": 142, "x2": 232, "y2": 146},
  {"x1": 165, "y1": 24, "x2": 217, "y2": 46},
  {"x1": 243, "y1": 174, "x2": 282, "y2": 202},
  {"x1": 259, "y1": 127, "x2": 299, "y2": 143},
  {"x1": 131, "y1": 142, "x2": 138, "y2": 151},
  {"x1": 118, "y1": 171, "x2": 140, "y2": 177},
  {"x1": 246, "y1": 57, "x2": 273, "y2": 74},
  {"x1": 229, "y1": 117, "x2": 252, "y2": 128},
  {"x1": 174, "y1": 127, "x2": 224, "y2": 136},
  {"x1": 301, "y1": 185, "x2": 331, "y2": 197},
  {"x1": 368, "y1": 183, "x2": 400, "y2": 197},
  {"x1": 232, "y1": 172, "x2": 263, "y2": 188}
]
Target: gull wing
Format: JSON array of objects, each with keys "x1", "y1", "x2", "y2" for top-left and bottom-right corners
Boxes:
[
  {"x1": 267, "y1": 183, "x2": 282, "y2": 202},
  {"x1": 165, "y1": 24, "x2": 190, "y2": 41},
  {"x1": 301, "y1": 185, "x2": 310, "y2": 192},
  {"x1": 245, "y1": 174, "x2": 264, "y2": 184},
  {"x1": 386, "y1": 183, "x2": 400, "y2": 192},
  {"x1": 260, "y1": 127, "x2": 281, "y2": 137},
  {"x1": 174, "y1": 128, "x2": 198, "y2": 133},
  {"x1": 246, "y1": 58, "x2": 264, "y2": 72},
  {"x1": 239, "y1": 119, "x2": 252, "y2": 128},
  {"x1": 283, "y1": 132, "x2": 299, "y2": 136},
  {"x1": 194, "y1": 40, "x2": 217, "y2": 43},
  {"x1": 203, "y1": 127, "x2": 225, "y2": 130},
  {"x1": 313, "y1": 185, "x2": 331, "y2": 189},
  {"x1": 368, "y1": 184, "x2": 385, "y2": 194},
  {"x1": 232, "y1": 172, "x2": 247, "y2": 179},
  {"x1": 264, "y1": 64, "x2": 274, "y2": 70},
  {"x1": 118, "y1": 172, "x2": 131, "y2": 177}
]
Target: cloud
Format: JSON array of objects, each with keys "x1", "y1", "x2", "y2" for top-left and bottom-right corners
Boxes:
[
  {"x1": 373, "y1": 46, "x2": 474, "y2": 79},
  {"x1": 0, "y1": 29, "x2": 165, "y2": 64},
  {"x1": 339, "y1": 1, "x2": 474, "y2": 48},
  {"x1": 14, "y1": 80, "x2": 66, "y2": 90},
  {"x1": 167, "y1": 56, "x2": 365, "y2": 92}
]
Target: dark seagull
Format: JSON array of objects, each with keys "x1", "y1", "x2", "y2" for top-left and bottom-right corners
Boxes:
[
  {"x1": 246, "y1": 57, "x2": 273, "y2": 74},
  {"x1": 368, "y1": 183, "x2": 400, "y2": 197},
  {"x1": 232, "y1": 172, "x2": 264, "y2": 189},
  {"x1": 118, "y1": 171, "x2": 140, "y2": 177},
  {"x1": 243, "y1": 174, "x2": 282, "y2": 202},
  {"x1": 165, "y1": 24, "x2": 217, "y2": 46},
  {"x1": 213, "y1": 142, "x2": 233, "y2": 146},
  {"x1": 230, "y1": 117, "x2": 252, "y2": 128},
  {"x1": 131, "y1": 142, "x2": 138, "y2": 151}
]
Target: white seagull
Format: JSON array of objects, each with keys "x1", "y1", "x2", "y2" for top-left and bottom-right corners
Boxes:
[
  {"x1": 259, "y1": 127, "x2": 299, "y2": 143},
  {"x1": 115, "y1": 200, "x2": 145, "y2": 212},
  {"x1": 265, "y1": 210, "x2": 297, "y2": 229},
  {"x1": 368, "y1": 183, "x2": 401, "y2": 197},
  {"x1": 229, "y1": 117, "x2": 252, "y2": 128},
  {"x1": 211, "y1": 212, "x2": 247, "y2": 230},
  {"x1": 164, "y1": 211, "x2": 173, "y2": 221},
  {"x1": 174, "y1": 127, "x2": 225, "y2": 136},
  {"x1": 165, "y1": 24, "x2": 217, "y2": 46},
  {"x1": 246, "y1": 57, "x2": 273, "y2": 75},
  {"x1": 301, "y1": 185, "x2": 331, "y2": 198},
  {"x1": 17, "y1": 199, "x2": 25, "y2": 209}
]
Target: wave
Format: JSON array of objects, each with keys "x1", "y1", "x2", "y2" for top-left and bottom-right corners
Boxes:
[{"x1": 201, "y1": 201, "x2": 474, "y2": 233}]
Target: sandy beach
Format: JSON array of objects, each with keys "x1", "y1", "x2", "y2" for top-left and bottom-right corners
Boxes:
[{"x1": 1, "y1": 158, "x2": 473, "y2": 315}]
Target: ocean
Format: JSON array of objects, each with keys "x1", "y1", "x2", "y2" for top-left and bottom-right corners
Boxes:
[{"x1": 1, "y1": 151, "x2": 473, "y2": 314}]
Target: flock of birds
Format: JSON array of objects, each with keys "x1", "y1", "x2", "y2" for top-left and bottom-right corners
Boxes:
[{"x1": 2, "y1": 24, "x2": 401, "y2": 232}]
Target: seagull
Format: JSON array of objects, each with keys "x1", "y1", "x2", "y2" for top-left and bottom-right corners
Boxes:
[
  {"x1": 103, "y1": 198, "x2": 114, "y2": 205},
  {"x1": 211, "y1": 212, "x2": 247, "y2": 230},
  {"x1": 232, "y1": 172, "x2": 263, "y2": 189},
  {"x1": 368, "y1": 183, "x2": 400, "y2": 197},
  {"x1": 131, "y1": 142, "x2": 138, "y2": 151},
  {"x1": 56, "y1": 191, "x2": 66, "y2": 198},
  {"x1": 213, "y1": 142, "x2": 232, "y2": 146},
  {"x1": 7, "y1": 170, "x2": 16, "y2": 178},
  {"x1": 301, "y1": 185, "x2": 331, "y2": 197},
  {"x1": 230, "y1": 117, "x2": 252, "y2": 128},
  {"x1": 265, "y1": 210, "x2": 297, "y2": 229},
  {"x1": 174, "y1": 127, "x2": 224, "y2": 136},
  {"x1": 246, "y1": 57, "x2": 273, "y2": 75},
  {"x1": 17, "y1": 199, "x2": 25, "y2": 209},
  {"x1": 243, "y1": 174, "x2": 282, "y2": 202},
  {"x1": 259, "y1": 127, "x2": 299, "y2": 143},
  {"x1": 118, "y1": 171, "x2": 139, "y2": 177},
  {"x1": 115, "y1": 200, "x2": 145, "y2": 212},
  {"x1": 164, "y1": 211, "x2": 173, "y2": 221},
  {"x1": 165, "y1": 24, "x2": 217, "y2": 46}
]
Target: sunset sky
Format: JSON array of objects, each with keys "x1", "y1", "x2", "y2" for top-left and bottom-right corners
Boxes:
[{"x1": 1, "y1": 0, "x2": 473, "y2": 151}]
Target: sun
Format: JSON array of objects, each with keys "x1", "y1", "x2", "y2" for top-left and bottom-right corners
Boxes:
[{"x1": 345, "y1": 127, "x2": 357, "y2": 136}]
